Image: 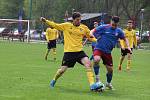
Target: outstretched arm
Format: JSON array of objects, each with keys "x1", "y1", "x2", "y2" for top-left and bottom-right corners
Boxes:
[{"x1": 40, "y1": 17, "x2": 65, "y2": 31}]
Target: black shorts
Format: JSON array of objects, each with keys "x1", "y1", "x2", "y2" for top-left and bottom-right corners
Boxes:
[
  {"x1": 121, "y1": 48, "x2": 133, "y2": 56},
  {"x1": 61, "y1": 51, "x2": 88, "y2": 68},
  {"x1": 47, "y1": 40, "x2": 56, "y2": 49}
]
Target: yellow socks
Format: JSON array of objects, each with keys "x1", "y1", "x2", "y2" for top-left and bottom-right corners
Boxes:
[
  {"x1": 127, "y1": 59, "x2": 131, "y2": 70},
  {"x1": 53, "y1": 69, "x2": 63, "y2": 81},
  {"x1": 86, "y1": 68, "x2": 94, "y2": 85},
  {"x1": 52, "y1": 48, "x2": 56, "y2": 60}
]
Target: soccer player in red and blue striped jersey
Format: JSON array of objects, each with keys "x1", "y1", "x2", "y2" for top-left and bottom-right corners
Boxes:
[{"x1": 90, "y1": 16, "x2": 131, "y2": 89}]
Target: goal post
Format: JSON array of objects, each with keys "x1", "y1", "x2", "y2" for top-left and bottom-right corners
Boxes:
[{"x1": 0, "y1": 19, "x2": 30, "y2": 42}]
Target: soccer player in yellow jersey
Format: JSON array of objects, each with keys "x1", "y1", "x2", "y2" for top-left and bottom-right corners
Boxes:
[
  {"x1": 40, "y1": 12, "x2": 102, "y2": 91},
  {"x1": 45, "y1": 27, "x2": 59, "y2": 61},
  {"x1": 118, "y1": 20, "x2": 137, "y2": 71}
]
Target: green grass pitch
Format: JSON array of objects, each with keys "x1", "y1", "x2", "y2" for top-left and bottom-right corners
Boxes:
[{"x1": 0, "y1": 41, "x2": 150, "y2": 100}]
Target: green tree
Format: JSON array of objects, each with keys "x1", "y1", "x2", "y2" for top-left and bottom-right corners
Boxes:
[{"x1": 0, "y1": 0, "x2": 23, "y2": 19}]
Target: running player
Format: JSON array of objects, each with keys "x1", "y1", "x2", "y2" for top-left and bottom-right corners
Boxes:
[
  {"x1": 45, "y1": 27, "x2": 59, "y2": 61},
  {"x1": 118, "y1": 20, "x2": 137, "y2": 71}
]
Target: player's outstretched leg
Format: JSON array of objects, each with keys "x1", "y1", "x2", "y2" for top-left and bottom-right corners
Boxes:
[{"x1": 49, "y1": 66, "x2": 67, "y2": 88}]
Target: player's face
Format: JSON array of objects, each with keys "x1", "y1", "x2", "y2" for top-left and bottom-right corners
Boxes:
[
  {"x1": 73, "y1": 17, "x2": 81, "y2": 26},
  {"x1": 111, "y1": 21, "x2": 118, "y2": 29},
  {"x1": 127, "y1": 23, "x2": 133, "y2": 29}
]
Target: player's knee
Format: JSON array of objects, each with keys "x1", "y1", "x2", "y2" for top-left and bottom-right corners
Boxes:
[
  {"x1": 85, "y1": 61, "x2": 91, "y2": 68},
  {"x1": 59, "y1": 67, "x2": 67, "y2": 74},
  {"x1": 94, "y1": 56, "x2": 100, "y2": 63}
]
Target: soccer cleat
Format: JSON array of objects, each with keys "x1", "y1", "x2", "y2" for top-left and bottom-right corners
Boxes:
[
  {"x1": 105, "y1": 82, "x2": 114, "y2": 90},
  {"x1": 50, "y1": 80, "x2": 56, "y2": 87},
  {"x1": 118, "y1": 65, "x2": 122, "y2": 71}
]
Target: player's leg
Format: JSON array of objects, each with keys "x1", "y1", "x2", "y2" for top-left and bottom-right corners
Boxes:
[
  {"x1": 80, "y1": 57, "x2": 94, "y2": 85},
  {"x1": 93, "y1": 59, "x2": 100, "y2": 82},
  {"x1": 50, "y1": 65, "x2": 68, "y2": 87},
  {"x1": 105, "y1": 65, "x2": 114, "y2": 89},
  {"x1": 52, "y1": 48, "x2": 56, "y2": 61},
  {"x1": 78, "y1": 51, "x2": 102, "y2": 90},
  {"x1": 126, "y1": 53, "x2": 132, "y2": 70},
  {"x1": 103, "y1": 53, "x2": 114, "y2": 89},
  {"x1": 118, "y1": 56, "x2": 125, "y2": 71},
  {"x1": 118, "y1": 49, "x2": 126, "y2": 70},
  {"x1": 45, "y1": 49, "x2": 50, "y2": 60},
  {"x1": 50, "y1": 52, "x2": 72, "y2": 87},
  {"x1": 81, "y1": 56, "x2": 104, "y2": 91},
  {"x1": 93, "y1": 49, "x2": 103, "y2": 83},
  {"x1": 45, "y1": 42, "x2": 51, "y2": 60},
  {"x1": 50, "y1": 40, "x2": 57, "y2": 61}
]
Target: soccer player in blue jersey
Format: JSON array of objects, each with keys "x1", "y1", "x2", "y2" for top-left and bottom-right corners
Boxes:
[{"x1": 90, "y1": 16, "x2": 131, "y2": 89}]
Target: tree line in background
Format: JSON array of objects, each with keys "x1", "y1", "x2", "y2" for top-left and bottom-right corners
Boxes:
[{"x1": 0, "y1": 0, "x2": 150, "y2": 31}]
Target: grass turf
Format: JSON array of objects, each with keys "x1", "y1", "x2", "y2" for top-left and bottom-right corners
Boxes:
[{"x1": 0, "y1": 41, "x2": 150, "y2": 100}]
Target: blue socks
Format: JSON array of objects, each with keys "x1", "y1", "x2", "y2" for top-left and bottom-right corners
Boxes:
[
  {"x1": 93, "y1": 64, "x2": 100, "y2": 75},
  {"x1": 106, "y1": 73, "x2": 113, "y2": 83}
]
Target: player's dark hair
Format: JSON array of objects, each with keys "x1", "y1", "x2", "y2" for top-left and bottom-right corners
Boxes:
[
  {"x1": 72, "y1": 12, "x2": 81, "y2": 20},
  {"x1": 128, "y1": 20, "x2": 133, "y2": 23},
  {"x1": 112, "y1": 16, "x2": 120, "y2": 23}
]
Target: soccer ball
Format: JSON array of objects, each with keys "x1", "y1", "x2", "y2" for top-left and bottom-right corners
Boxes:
[{"x1": 95, "y1": 82, "x2": 105, "y2": 92}]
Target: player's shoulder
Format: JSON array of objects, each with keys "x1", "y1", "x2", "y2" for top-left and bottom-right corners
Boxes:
[
  {"x1": 80, "y1": 23, "x2": 88, "y2": 28},
  {"x1": 80, "y1": 24, "x2": 89, "y2": 31}
]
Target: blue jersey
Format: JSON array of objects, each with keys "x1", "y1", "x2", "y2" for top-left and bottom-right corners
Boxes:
[{"x1": 94, "y1": 24, "x2": 125, "y2": 53}]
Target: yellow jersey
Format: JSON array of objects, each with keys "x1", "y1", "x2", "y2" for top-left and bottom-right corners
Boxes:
[
  {"x1": 45, "y1": 20, "x2": 96, "y2": 52},
  {"x1": 120, "y1": 29, "x2": 137, "y2": 48},
  {"x1": 45, "y1": 28, "x2": 59, "y2": 41}
]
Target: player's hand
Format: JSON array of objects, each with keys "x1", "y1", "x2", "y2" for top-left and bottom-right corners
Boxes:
[
  {"x1": 40, "y1": 17, "x2": 46, "y2": 22},
  {"x1": 127, "y1": 47, "x2": 132, "y2": 54}
]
